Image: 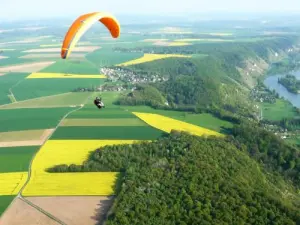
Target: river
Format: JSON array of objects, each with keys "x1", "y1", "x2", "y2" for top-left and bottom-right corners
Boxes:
[{"x1": 263, "y1": 70, "x2": 300, "y2": 108}]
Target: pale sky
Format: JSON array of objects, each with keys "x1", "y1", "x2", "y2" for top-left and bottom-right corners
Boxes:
[{"x1": 1, "y1": 0, "x2": 300, "y2": 20}]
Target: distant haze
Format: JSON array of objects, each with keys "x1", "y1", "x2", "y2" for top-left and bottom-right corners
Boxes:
[{"x1": 1, "y1": 0, "x2": 300, "y2": 21}]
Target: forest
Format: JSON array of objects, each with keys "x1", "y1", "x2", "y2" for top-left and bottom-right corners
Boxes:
[
  {"x1": 278, "y1": 74, "x2": 300, "y2": 94},
  {"x1": 48, "y1": 126, "x2": 300, "y2": 225}
]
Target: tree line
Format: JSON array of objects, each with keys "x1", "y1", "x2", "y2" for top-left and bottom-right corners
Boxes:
[{"x1": 48, "y1": 127, "x2": 300, "y2": 225}]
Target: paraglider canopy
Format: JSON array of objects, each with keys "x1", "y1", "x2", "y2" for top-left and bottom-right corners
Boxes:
[{"x1": 61, "y1": 12, "x2": 120, "y2": 59}]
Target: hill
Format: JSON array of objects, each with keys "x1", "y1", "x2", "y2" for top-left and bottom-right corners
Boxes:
[
  {"x1": 48, "y1": 130, "x2": 300, "y2": 225},
  {"x1": 114, "y1": 36, "x2": 300, "y2": 121}
]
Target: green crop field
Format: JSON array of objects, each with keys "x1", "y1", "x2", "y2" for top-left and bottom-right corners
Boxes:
[
  {"x1": 0, "y1": 73, "x2": 30, "y2": 105},
  {"x1": 0, "y1": 146, "x2": 38, "y2": 173},
  {"x1": 0, "y1": 50, "x2": 30, "y2": 61},
  {"x1": 60, "y1": 118, "x2": 147, "y2": 126},
  {"x1": 50, "y1": 126, "x2": 165, "y2": 140},
  {"x1": 0, "y1": 57, "x2": 33, "y2": 66},
  {"x1": 0, "y1": 195, "x2": 15, "y2": 216},
  {"x1": 67, "y1": 92, "x2": 138, "y2": 119},
  {"x1": 68, "y1": 107, "x2": 137, "y2": 119},
  {"x1": 0, "y1": 92, "x2": 93, "y2": 109},
  {"x1": 40, "y1": 59, "x2": 100, "y2": 74},
  {"x1": 86, "y1": 47, "x2": 144, "y2": 67},
  {"x1": 0, "y1": 108, "x2": 72, "y2": 132},
  {"x1": 261, "y1": 99, "x2": 297, "y2": 121},
  {"x1": 121, "y1": 105, "x2": 233, "y2": 133},
  {"x1": 12, "y1": 78, "x2": 105, "y2": 100}
]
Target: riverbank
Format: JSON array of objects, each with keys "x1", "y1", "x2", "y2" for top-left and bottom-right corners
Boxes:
[{"x1": 264, "y1": 70, "x2": 300, "y2": 108}]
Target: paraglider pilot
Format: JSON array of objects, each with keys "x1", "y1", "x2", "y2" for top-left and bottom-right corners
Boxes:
[{"x1": 94, "y1": 97, "x2": 105, "y2": 109}]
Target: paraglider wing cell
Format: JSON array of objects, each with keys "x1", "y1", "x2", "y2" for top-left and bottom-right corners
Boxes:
[{"x1": 61, "y1": 12, "x2": 120, "y2": 59}]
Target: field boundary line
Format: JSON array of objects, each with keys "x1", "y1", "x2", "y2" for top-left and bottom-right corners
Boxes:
[
  {"x1": 0, "y1": 93, "x2": 93, "y2": 222},
  {"x1": 18, "y1": 196, "x2": 67, "y2": 225},
  {"x1": 0, "y1": 92, "x2": 73, "y2": 108}
]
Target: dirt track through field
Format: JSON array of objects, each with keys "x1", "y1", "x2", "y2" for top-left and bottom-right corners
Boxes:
[
  {"x1": 0, "y1": 198, "x2": 59, "y2": 225},
  {"x1": 0, "y1": 61, "x2": 55, "y2": 73},
  {"x1": 26, "y1": 196, "x2": 114, "y2": 225}
]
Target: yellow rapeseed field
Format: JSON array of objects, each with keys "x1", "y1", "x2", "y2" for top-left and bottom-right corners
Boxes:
[
  {"x1": 0, "y1": 172, "x2": 28, "y2": 195},
  {"x1": 208, "y1": 32, "x2": 233, "y2": 36},
  {"x1": 26, "y1": 73, "x2": 107, "y2": 79},
  {"x1": 141, "y1": 39, "x2": 169, "y2": 42},
  {"x1": 32, "y1": 140, "x2": 138, "y2": 171},
  {"x1": 133, "y1": 112, "x2": 223, "y2": 137},
  {"x1": 22, "y1": 172, "x2": 118, "y2": 196},
  {"x1": 174, "y1": 38, "x2": 233, "y2": 42},
  {"x1": 116, "y1": 53, "x2": 191, "y2": 66},
  {"x1": 22, "y1": 140, "x2": 139, "y2": 196},
  {"x1": 168, "y1": 42, "x2": 192, "y2": 46}
]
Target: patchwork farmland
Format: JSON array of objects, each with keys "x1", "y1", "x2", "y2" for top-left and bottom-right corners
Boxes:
[{"x1": 0, "y1": 25, "x2": 239, "y2": 224}]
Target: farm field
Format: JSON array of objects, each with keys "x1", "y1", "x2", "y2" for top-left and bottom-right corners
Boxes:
[
  {"x1": 0, "y1": 129, "x2": 53, "y2": 147},
  {"x1": 174, "y1": 38, "x2": 234, "y2": 42},
  {"x1": 121, "y1": 105, "x2": 233, "y2": 133},
  {"x1": 22, "y1": 139, "x2": 138, "y2": 196},
  {"x1": 19, "y1": 53, "x2": 85, "y2": 59},
  {"x1": 11, "y1": 78, "x2": 105, "y2": 100},
  {"x1": 133, "y1": 112, "x2": 223, "y2": 137},
  {"x1": 0, "y1": 198, "x2": 60, "y2": 225},
  {"x1": 0, "y1": 72, "x2": 29, "y2": 105},
  {"x1": 0, "y1": 108, "x2": 72, "y2": 132},
  {"x1": 26, "y1": 72, "x2": 107, "y2": 79},
  {"x1": 50, "y1": 126, "x2": 165, "y2": 139},
  {"x1": 0, "y1": 172, "x2": 28, "y2": 195},
  {"x1": 22, "y1": 172, "x2": 118, "y2": 196},
  {"x1": 26, "y1": 196, "x2": 113, "y2": 225},
  {"x1": 86, "y1": 47, "x2": 144, "y2": 67},
  {"x1": 261, "y1": 99, "x2": 297, "y2": 121},
  {"x1": 40, "y1": 60, "x2": 100, "y2": 74},
  {"x1": 23, "y1": 46, "x2": 100, "y2": 53},
  {"x1": 0, "y1": 129, "x2": 52, "y2": 142},
  {"x1": 60, "y1": 118, "x2": 147, "y2": 126},
  {"x1": 0, "y1": 61, "x2": 55, "y2": 73},
  {"x1": 0, "y1": 196, "x2": 15, "y2": 217},
  {"x1": 0, "y1": 146, "x2": 38, "y2": 173},
  {"x1": 116, "y1": 53, "x2": 192, "y2": 66},
  {"x1": 0, "y1": 92, "x2": 92, "y2": 109}
]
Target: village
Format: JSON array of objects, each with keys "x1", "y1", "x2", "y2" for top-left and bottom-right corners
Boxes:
[{"x1": 72, "y1": 66, "x2": 168, "y2": 92}]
